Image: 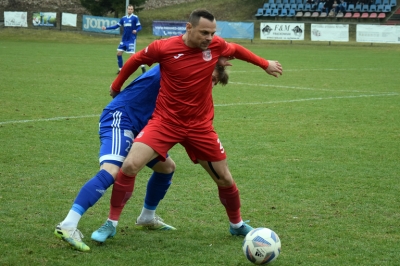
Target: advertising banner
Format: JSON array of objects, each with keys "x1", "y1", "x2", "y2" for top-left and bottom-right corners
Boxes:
[
  {"x1": 33, "y1": 12, "x2": 57, "y2": 27},
  {"x1": 356, "y1": 25, "x2": 400, "y2": 44},
  {"x1": 216, "y1": 21, "x2": 254, "y2": 40},
  {"x1": 62, "y1": 13, "x2": 77, "y2": 27},
  {"x1": 260, "y1": 23, "x2": 304, "y2": 40},
  {"x1": 83, "y1": 15, "x2": 119, "y2": 34},
  {"x1": 311, "y1": 24, "x2": 349, "y2": 42},
  {"x1": 152, "y1": 21, "x2": 186, "y2": 36},
  {"x1": 4, "y1": 11, "x2": 28, "y2": 27}
]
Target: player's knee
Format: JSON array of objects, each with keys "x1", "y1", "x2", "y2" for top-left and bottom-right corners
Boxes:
[{"x1": 121, "y1": 159, "x2": 142, "y2": 175}]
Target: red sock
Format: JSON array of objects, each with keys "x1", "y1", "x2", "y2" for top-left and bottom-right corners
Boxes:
[
  {"x1": 109, "y1": 169, "x2": 136, "y2": 221},
  {"x1": 218, "y1": 183, "x2": 242, "y2": 224}
]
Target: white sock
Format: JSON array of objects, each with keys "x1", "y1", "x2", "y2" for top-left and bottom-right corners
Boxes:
[
  {"x1": 107, "y1": 218, "x2": 118, "y2": 227},
  {"x1": 138, "y1": 207, "x2": 155, "y2": 222},
  {"x1": 61, "y1": 210, "x2": 81, "y2": 228},
  {"x1": 230, "y1": 220, "x2": 244, "y2": 229}
]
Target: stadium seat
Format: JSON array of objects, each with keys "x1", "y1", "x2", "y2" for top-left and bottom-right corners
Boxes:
[
  {"x1": 375, "y1": 0, "x2": 382, "y2": 4},
  {"x1": 287, "y1": 8, "x2": 296, "y2": 17},
  {"x1": 383, "y1": 4, "x2": 391, "y2": 12},
  {"x1": 336, "y1": 11, "x2": 344, "y2": 18},
  {"x1": 270, "y1": 8, "x2": 280, "y2": 16},
  {"x1": 311, "y1": 11, "x2": 320, "y2": 18},
  {"x1": 369, "y1": 4, "x2": 377, "y2": 12},
  {"x1": 295, "y1": 11, "x2": 304, "y2": 17},
  {"x1": 280, "y1": 8, "x2": 288, "y2": 16},
  {"x1": 297, "y1": 3, "x2": 304, "y2": 10},
  {"x1": 378, "y1": 12, "x2": 386, "y2": 18},
  {"x1": 317, "y1": 2, "x2": 325, "y2": 11},
  {"x1": 352, "y1": 12, "x2": 361, "y2": 18},
  {"x1": 263, "y1": 3, "x2": 270, "y2": 9},
  {"x1": 361, "y1": 12, "x2": 369, "y2": 18},
  {"x1": 369, "y1": 12, "x2": 378, "y2": 18},
  {"x1": 304, "y1": 3, "x2": 312, "y2": 11},
  {"x1": 276, "y1": 0, "x2": 282, "y2": 4},
  {"x1": 389, "y1": 0, "x2": 397, "y2": 6},
  {"x1": 361, "y1": 4, "x2": 369, "y2": 12},
  {"x1": 291, "y1": 3, "x2": 297, "y2": 9},
  {"x1": 255, "y1": 8, "x2": 264, "y2": 17},
  {"x1": 290, "y1": 0, "x2": 296, "y2": 4},
  {"x1": 355, "y1": 3, "x2": 362, "y2": 11},
  {"x1": 270, "y1": 3, "x2": 277, "y2": 9},
  {"x1": 377, "y1": 4, "x2": 384, "y2": 11},
  {"x1": 277, "y1": 3, "x2": 284, "y2": 10},
  {"x1": 382, "y1": 0, "x2": 389, "y2": 4},
  {"x1": 284, "y1": 3, "x2": 291, "y2": 9},
  {"x1": 296, "y1": 0, "x2": 303, "y2": 4},
  {"x1": 347, "y1": 4, "x2": 355, "y2": 11},
  {"x1": 269, "y1": 0, "x2": 275, "y2": 4},
  {"x1": 283, "y1": 0, "x2": 289, "y2": 4},
  {"x1": 263, "y1": 8, "x2": 272, "y2": 17},
  {"x1": 320, "y1": 11, "x2": 328, "y2": 18},
  {"x1": 344, "y1": 12, "x2": 353, "y2": 18},
  {"x1": 303, "y1": 11, "x2": 312, "y2": 17}
]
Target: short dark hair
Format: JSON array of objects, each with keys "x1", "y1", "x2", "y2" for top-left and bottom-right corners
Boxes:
[
  {"x1": 215, "y1": 65, "x2": 229, "y2": 86},
  {"x1": 189, "y1": 9, "x2": 215, "y2": 27}
]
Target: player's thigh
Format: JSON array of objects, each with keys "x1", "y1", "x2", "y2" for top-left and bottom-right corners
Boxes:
[
  {"x1": 198, "y1": 159, "x2": 234, "y2": 187},
  {"x1": 122, "y1": 142, "x2": 159, "y2": 174},
  {"x1": 99, "y1": 110, "x2": 135, "y2": 167}
]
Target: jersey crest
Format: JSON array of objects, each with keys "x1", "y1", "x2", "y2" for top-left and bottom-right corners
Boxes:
[{"x1": 202, "y1": 49, "x2": 212, "y2": 61}]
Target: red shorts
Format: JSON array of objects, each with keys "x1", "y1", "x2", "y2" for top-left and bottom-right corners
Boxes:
[{"x1": 134, "y1": 119, "x2": 227, "y2": 163}]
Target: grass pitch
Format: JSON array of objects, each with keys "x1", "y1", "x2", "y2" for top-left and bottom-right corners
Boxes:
[{"x1": 0, "y1": 29, "x2": 399, "y2": 265}]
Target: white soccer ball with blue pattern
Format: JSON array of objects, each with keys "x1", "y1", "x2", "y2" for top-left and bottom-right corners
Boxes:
[{"x1": 242, "y1": 227, "x2": 281, "y2": 265}]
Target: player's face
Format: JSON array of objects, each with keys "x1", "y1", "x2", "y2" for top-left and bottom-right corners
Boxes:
[
  {"x1": 127, "y1": 6, "x2": 134, "y2": 15},
  {"x1": 212, "y1": 69, "x2": 219, "y2": 87},
  {"x1": 188, "y1": 17, "x2": 216, "y2": 50}
]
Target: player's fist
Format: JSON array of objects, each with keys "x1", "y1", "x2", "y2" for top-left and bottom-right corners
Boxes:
[{"x1": 265, "y1": 60, "x2": 283, "y2": 78}]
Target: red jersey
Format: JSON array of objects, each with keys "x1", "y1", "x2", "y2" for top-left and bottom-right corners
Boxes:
[{"x1": 112, "y1": 35, "x2": 269, "y2": 127}]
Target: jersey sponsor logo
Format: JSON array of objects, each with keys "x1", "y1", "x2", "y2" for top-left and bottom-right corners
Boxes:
[
  {"x1": 174, "y1": 53, "x2": 184, "y2": 59},
  {"x1": 202, "y1": 49, "x2": 212, "y2": 61},
  {"x1": 124, "y1": 23, "x2": 132, "y2": 27}
]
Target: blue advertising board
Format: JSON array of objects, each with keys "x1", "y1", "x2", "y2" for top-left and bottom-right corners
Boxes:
[
  {"x1": 152, "y1": 21, "x2": 186, "y2": 36},
  {"x1": 82, "y1": 15, "x2": 119, "y2": 34},
  {"x1": 216, "y1": 21, "x2": 254, "y2": 40}
]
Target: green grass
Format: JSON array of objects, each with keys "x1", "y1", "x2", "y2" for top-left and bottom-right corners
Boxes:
[{"x1": 0, "y1": 27, "x2": 399, "y2": 266}]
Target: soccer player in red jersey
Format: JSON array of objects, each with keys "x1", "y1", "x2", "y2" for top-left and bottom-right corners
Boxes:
[{"x1": 94, "y1": 9, "x2": 283, "y2": 240}]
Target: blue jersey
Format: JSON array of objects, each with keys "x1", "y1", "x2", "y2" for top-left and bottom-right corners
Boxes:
[
  {"x1": 118, "y1": 14, "x2": 142, "y2": 42},
  {"x1": 104, "y1": 65, "x2": 161, "y2": 133}
]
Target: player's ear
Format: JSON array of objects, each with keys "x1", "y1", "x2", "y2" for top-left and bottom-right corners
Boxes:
[{"x1": 186, "y1": 22, "x2": 192, "y2": 32}]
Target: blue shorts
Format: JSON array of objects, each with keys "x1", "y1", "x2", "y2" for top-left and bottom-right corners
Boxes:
[
  {"x1": 98, "y1": 108, "x2": 166, "y2": 168},
  {"x1": 99, "y1": 109, "x2": 136, "y2": 167},
  {"x1": 117, "y1": 40, "x2": 137, "y2": 53}
]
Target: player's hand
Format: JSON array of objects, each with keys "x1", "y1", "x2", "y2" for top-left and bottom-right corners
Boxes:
[
  {"x1": 110, "y1": 86, "x2": 119, "y2": 98},
  {"x1": 265, "y1": 60, "x2": 283, "y2": 78},
  {"x1": 102, "y1": 26, "x2": 106, "y2": 30},
  {"x1": 217, "y1": 56, "x2": 233, "y2": 67},
  {"x1": 132, "y1": 30, "x2": 137, "y2": 34}
]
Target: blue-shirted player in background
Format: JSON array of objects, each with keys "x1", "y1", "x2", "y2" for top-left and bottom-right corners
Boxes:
[
  {"x1": 102, "y1": 4, "x2": 146, "y2": 74},
  {"x1": 54, "y1": 64, "x2": 229, "y2": 252}
]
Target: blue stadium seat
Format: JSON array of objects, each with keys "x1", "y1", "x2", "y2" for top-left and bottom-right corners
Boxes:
[
  {"x1": 269, "y1": 0, "x2": 275, "y2": 4},
  {"x1": 290, "y1": 3, "x2": 298, "y2": 10},
  {"x1": 361, "y1": 4, "x2": 369, "y2": 11},
  {"x1": 355, "y1": 3, "x2": 362, "y2": 11},
  {"x1": 283, "y1": 0, "x2": 289, "y2": 4},
  {"x1": 277, "y1": 3, "x2": 284, "y2": 9},
  {"x1": 382, "y1": 0, "x2": 389, "y2": 4},
  {"x1": 296, "y1": 0, "x2": 303, "y2": 4},
  {"x1": 290, "y1": 0, "x2": 296, "y2": 3},
  {"x1": 263, "y1": 3, "x2": 270, "y2": 9},
  {"x1": 284, "y1": 3, "x2": 291, "y2": 9},
  {"x1": 375, "y1": 0, "x2": 382, "y2": 4},
  {"x1": 276, "y1": 0, "x2": 282, "y2": 4},
  {"x1": 297, "y1": 3, "x2": 304, "y2": 10},
  {"x1": 304, "y1": 3, "x2": 312, "y2": 11},
  {"x1": 280, "y1": 8, "x2": 288, "y2": 16},
  {"x1": 270, "y1": 3, "x2": 277, "y2": 9},
  {"x1": 255, "y1": 8, "x2": 264, "y2": 17},
  {"x1": 317, "y1": 2, "x2": 325, "y2": 11},
  {"x1": 287, "y1": 8, "x2": 296, "y2": 17},
  {"x1": 347, "y1": 4, "x2": 355, "y2": 11},
  {"x1": 389, "y1": 0, "x2": 397, "y2": 6},
  {"x1": 270, "y1": 8, "x2": 280, "y2": 16},
  {"x1": 263, "y1": 8, "x2": 272, "y2": 16},
  {"x1": 377, "y1": 4, "x2": 384, "y2": 11},
  {"x1": 369, "y1": 4, "x2": 377, "y2": 12},
  {"x1": 383, "y1": 4, "x2": 391, "y2": 11}
]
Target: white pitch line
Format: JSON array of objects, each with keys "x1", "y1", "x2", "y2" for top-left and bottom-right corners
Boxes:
[
  {"x1": 1, "y1": 93, "x2": 397, "y2": 125},
  {"x1": 229, "y1": 82, "x2": 398, "y2": 94},
  {"x1": 214, "y1": 93, "x2": 398, "y2": 107},
  {"x1": 0, "y1": 115, "x2": 99, "y2": 125}
]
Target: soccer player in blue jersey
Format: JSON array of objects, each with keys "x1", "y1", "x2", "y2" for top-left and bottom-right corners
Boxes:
[
  {"x1": 102, "y1": 5, "x2": 146, "y2": 74},
  {"x1": 54, "y1": 64, "x2": 229, "y2": 252}
]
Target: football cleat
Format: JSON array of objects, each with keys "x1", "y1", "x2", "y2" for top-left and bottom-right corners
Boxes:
[
  {"x1": 91, "y1": 220, "x2": 117, "y2": 243},
  {"x1": 54, "y1": 224, "x2": 90, "y2": 252},
  {"x1": 230, "y1": 221, "x2": 254, "y2": 236},
  {"x1": 135, "y1": 215, "x2": 176, "y2": 230}
]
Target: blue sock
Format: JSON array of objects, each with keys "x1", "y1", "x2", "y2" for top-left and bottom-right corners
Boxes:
[
  {"x1": 144, "y1": 172, "x2": 173, "y2": 210},
  {"x1": 117, "y1": 55, "x2": 123, "y2": 68},
  {"x1": 72, "y1": 169, "x2": 114, "y2": 215}
]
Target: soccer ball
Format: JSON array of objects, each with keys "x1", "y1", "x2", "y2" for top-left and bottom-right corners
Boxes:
[{"x1": 242, "y1": 227, "x2": 281, "y2": 265}]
